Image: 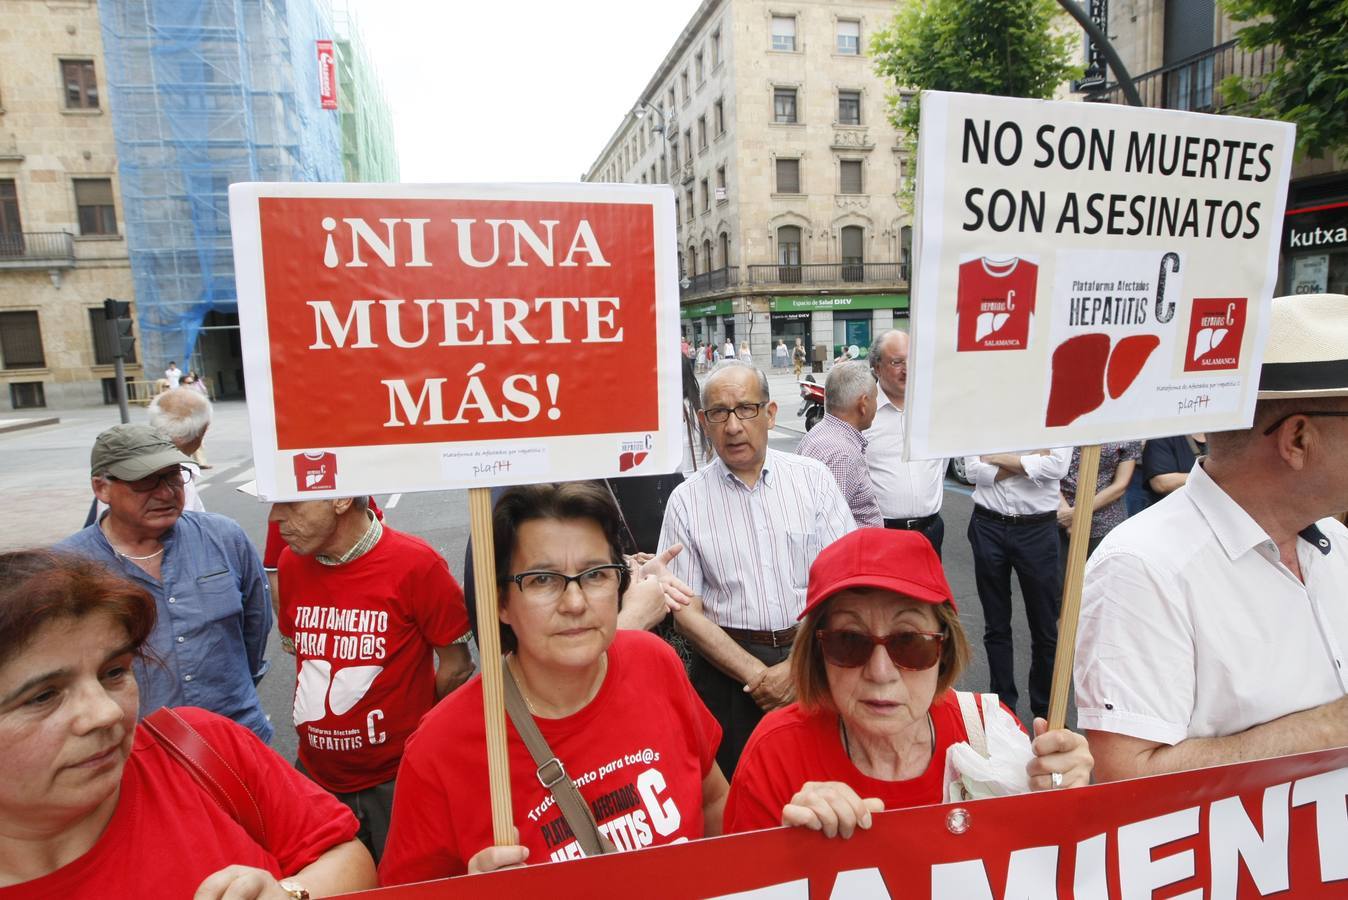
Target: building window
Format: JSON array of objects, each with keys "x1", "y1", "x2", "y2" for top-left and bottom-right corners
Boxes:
[
  {"x1": 0, "y1": 180, "x2": 22, "y2": 257},
  {"x1": 700, "y1": 177, "x2": 710, "y2": 212},
  {"x1": 9, "y1": 382, "x2": 45, "y2": 409},
  {"x1": 89, "y1": 308, "x2": 137, "y2": 365},
  {"x1": 0, "y1": 311, "x2": 45, "y2": 369},
  {"x1": 711, "y1": 29, "x2": 722, "y2": 67},
  {"x1": 667, "y1": 87, "x2": 676, "y2": 111},
  {"x1": 838, "y1": 90, "x2": 861, "y2": 126},
  {"x1": 841, "y1": 226, "x2": 864, "y2": 281},
  {"x1": 716, "y1": 165, "x2": 727, "y2": 201},
  {"x1": 698, "y1": 116, "x2": 708, "y2": 151},
  {"x1": 837, "y1": 19, "x2": 861, "y2": 55},
  {"x1": 674, "y1": 198, "x2": 680, "y2": 224},
  {"x1": 839, "y1": 160, "x2": 863, "y2": 194},
  {"x1": 695, "y1": 52, "x2": 705, "y2": 84},
  {"x1": 688, "y1": 244, "x2": 698, "y2": 274},
  {"x1": 683, "y1": 129, "x2": 692, "y2": 160},
  {"x1": 681, "y1": 69, "x2": 690, "y2": 103},
  {"x1": 778, "y1": 225, "x2": 802, "y2": 281},
  {"x1": 776, "y1": 158, "x2": 801, "y2": 194},
  {"x1": 774, "y1": 87, "x2": 798, "y2": 124},
  {"x1": 685, "y1": 187, "x2": 695, "y2": 220},
  {"x1": 771, "y1": 15, "x2": 796, "y2": 52},
  {"x1": 61, "y1": 59, "x2": 99, "y2": 109},
  {"x1": 719, "y1": 232, "x2": 731, "y2": 269},
  {"x1": 703, "y1": 238, "x2": 713, "y2": 270},
  {"x1": 670, "y1": 141, "x2": 679, "y2": 170},
  {"x1": 714, "y1": 98, "x2": 725, "y2": 135}
]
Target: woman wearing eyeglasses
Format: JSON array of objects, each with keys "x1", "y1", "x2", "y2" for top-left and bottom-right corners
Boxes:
[
  {"x1": 724, "y1": 528, "x2": 1092, "y2": 836},
  {"x1": 379, "y1": 482, "x2": 728, "y2": 883}
]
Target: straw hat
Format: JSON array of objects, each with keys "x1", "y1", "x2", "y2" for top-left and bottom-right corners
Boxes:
[{"x1": 1257, "y1": 293, "x2": 1348, "y2": 399}]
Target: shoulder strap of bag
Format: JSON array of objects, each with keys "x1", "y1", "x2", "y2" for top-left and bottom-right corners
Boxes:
[
  {"x1": 141, "y1": 707, "x2": 268, "y2": 845},
  {"x1": 501, "y1": 659, "x2": 617, "y2": 857},
  {"x1": 955, "y1": 691, "x2": 989, "y2": 759}
]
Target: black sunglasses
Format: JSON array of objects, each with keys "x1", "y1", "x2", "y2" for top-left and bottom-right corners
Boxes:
[
  {"x1": 816, "y1": 628, "x2": 945, "y2": 671},
  {"x1": 1261, "y1": 411, "x2": 1348, "y2": 436}
]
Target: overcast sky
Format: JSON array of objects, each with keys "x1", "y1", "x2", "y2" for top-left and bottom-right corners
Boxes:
[{"x1": 346, "y1": 0, "x2": 706, "y2": 183}]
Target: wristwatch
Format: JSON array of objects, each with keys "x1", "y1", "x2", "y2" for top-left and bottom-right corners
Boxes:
[{"x1": 278, "y1": 880, "x2": 310, "y2": 900}]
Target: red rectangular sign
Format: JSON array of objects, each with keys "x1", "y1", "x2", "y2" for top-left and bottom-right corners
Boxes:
[
  {"x1": 317, "y1": 40, "x2": 337, "y2": 110},
  {"x1": 349, "y1": 748, "x2": 1348, "y2": 899}
]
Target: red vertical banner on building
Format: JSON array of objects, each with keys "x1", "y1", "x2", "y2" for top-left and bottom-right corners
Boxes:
[{"x1": 316, "y1": 40, "x2": 337, "y2": 110}]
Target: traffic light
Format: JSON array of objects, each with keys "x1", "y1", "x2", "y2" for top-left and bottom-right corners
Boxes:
[{"x1": 103, "y1": 298, "x2": 135, "y2": 358}]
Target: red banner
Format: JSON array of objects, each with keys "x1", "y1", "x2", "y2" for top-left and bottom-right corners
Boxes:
[
  {"x1": 351, "y1": 748, "x2": 1348, "y2": 899},
  {"x1": 317, "y1": 40, "x2": 337, "y2": 110}
]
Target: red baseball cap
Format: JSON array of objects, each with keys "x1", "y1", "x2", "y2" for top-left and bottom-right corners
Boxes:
[{"x1": 800, "y1": 528, "x2": 954, "y2": 620}]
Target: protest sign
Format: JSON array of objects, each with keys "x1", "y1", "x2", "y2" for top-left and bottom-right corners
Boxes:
[
  {"x1": 228, "y1": 183, "x2": 681, "y2": 501},
  {"x1": 904, "y1": 91, "x2": 1295, "y2": 460},
  {"x1": 349, "y1": 747, "x2": 1348, "y2": 899}
]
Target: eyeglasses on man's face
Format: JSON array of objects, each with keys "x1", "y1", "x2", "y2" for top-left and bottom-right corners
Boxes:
[
  {"x1": 701, "y1": 401, "x2": 768, "y2": 424},
  {"x1": 877, "y1": 356, "x2": 907, "y2": 369},
  {"x1": 504, "y1": 564, "x2": 626, "y2": 603},
  {"x1": 1261, "y1": 411, "x2": 1348, "y2": 436},
  {"x1": 107, "y1": 465, "x2": 193, "y2": 493}
]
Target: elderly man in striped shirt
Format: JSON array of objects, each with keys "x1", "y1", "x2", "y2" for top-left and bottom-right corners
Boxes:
[
  {"x1": 796, "y1": 360, "x2": 882, "y2": 528},
  {"x1": 659, "y1": 360, "x2": 856, "y2": 776}
]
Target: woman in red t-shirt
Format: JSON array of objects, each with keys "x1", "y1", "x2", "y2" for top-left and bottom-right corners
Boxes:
[
  {"x1": 724, "y1": 528, "x2": 1093, "y2": 837},
  {"x1": 0, "y1": 550, "x2": 375, "y2": 899},
  {"x1": 380, "y1": 481, "x2": 727, "y2": 883}
]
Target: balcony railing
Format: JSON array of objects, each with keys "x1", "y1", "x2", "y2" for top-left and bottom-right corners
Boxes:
[
  {"x1": 747, "y1": 261, "x2": 909, "y2": 286},
  {"x1": 0, "y1": 231, "x2": 76, "y2": 268},
  {"x1": 1092, "y1": 40, "x2": 1279, "y2": 112},
  {"x1": 680, "y1": 266, "x2": 737, "y2": 298}
]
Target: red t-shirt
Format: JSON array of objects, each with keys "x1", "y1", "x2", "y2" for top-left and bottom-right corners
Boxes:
[
  {"x1": 955, "y1": 257, "x2": 1039, "y2": 352},
  {"x1": 1, "y1": 708, "x2": 358, "y2": 898},
  {"x1": 378, "y1": 630, "x2": 722, "y2": 884},
  {"x1": 279, "y1": 526, "x2": 468, "y2": 792},
  {"x1": 724, "y1": 692, "x2": 976, "y2": 833}
]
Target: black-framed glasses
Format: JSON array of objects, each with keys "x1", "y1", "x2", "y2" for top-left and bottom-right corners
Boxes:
[
  {"x1": 816, "y1": 628, "x2": 944, "y2": 670},
  {"x1": 1261, "y1": 411, "x2": 1348, "y2": 436},
  {"x1": 504, "y1": 564, "x2": 626, "y2": 603},
  {"x1": 107, "y1": 465, "x2": 193, "y2": 493},
  {"x1": 702, "y1": 402, "x2": 767, "y2": 423}
]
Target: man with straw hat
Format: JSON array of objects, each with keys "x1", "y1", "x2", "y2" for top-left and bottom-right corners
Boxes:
[{"x1": 1075, "y1": 293, "x2": 1348, "y2": 782}]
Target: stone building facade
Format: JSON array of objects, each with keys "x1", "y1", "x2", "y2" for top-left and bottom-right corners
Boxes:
[
  {"x1": 0, "y1": 0, "x2": 137, "y2": 410},
  {"x1": 584, "y1": 0, "x2": 912, "y2": 371}
]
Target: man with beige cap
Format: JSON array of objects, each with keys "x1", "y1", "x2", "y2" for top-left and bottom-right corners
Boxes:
[
  {"x1": 1076, "y1": 293, "x2": 1348, "y2": 781},
  {"x1": 57, "y1": 423, "x2": 274, "y2": 742}
]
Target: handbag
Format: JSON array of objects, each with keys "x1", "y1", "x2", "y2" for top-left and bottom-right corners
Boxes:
[
  {"x1": 141, "y1": 707, "x2": 268, "y2": 845},
  {"x1": 501, "y1": 659, "x2": 616, "y2": 857}
]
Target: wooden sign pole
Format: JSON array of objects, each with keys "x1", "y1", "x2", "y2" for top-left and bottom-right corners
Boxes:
[
  {"x1": 467, "y1": 486, "x2": 515, "y2": 843},
  {"x1": 1047, "y1": 444, "x2": 1101, "y2": 732}
]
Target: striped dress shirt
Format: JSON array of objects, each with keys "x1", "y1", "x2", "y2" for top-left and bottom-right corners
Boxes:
[
  {"x1": 796, "y1": 413, "x2": 883, "y2": 527},
  {"x1": 658, "y1": 448, "x2": 857, "y2": 631}
]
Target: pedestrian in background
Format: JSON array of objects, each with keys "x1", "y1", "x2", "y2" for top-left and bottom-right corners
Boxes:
[{"x1": 1057, "y1": 441, "x2": 1142, "y2": 561}]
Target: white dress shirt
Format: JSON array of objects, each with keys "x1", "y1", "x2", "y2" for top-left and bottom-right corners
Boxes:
[
  {"x1": 864, "y1": 393, "x2": 946, "y2": 518},
  {"x1": 964, "y1": 448, "x2": 1071, "y2": 515},
  {"x1": 658, "y1": 449, "x2": 857, "y2": 631},
  {"x1": 1076, "y1": 461, "x2": 1348, "y2": 745}
]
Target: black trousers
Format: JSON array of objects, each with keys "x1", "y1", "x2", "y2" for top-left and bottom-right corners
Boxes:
[
  {"x1": 884, "y1": 513, "x2": 945, "y2": 558},
  {"x1": 690, "y1": 642, "x2": 791, "y2": 779},
  {"x1": 967, "y1": 512, "x2": 1061, "y2": 719}
]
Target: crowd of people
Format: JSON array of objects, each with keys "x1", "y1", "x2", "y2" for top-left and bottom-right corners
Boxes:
[{"x1": 2, "y1": 292, "x2": 1345, "y2": 896}]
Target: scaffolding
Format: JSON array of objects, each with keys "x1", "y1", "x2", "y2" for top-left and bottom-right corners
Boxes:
[
  {"x1": 98, "y1": 0, "x2": 346, "y2": 377},
  {"x1": 333, "y1": 1, "x2": 399, "y2": 182}
]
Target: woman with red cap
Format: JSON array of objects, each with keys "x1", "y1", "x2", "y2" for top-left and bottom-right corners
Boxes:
[{"x1": 724, "y1": 528, "x2": 1092, "y2": 836}]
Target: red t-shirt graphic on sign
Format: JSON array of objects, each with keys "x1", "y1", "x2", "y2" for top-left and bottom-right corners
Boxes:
[
  {"x1": 279, "y1": 527, "x2": 468, "y2": 792},
  {"x1": 1184, "y1": 297, "x2": 1247, "y2": 372},
  {"x1": 293, "y1": 451, "x2": 337, "y2": 492},
  {"x1": 956, "y1": 257, "x2": 1038, "y2": 351}
]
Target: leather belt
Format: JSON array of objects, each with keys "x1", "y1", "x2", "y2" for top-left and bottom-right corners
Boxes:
[
  {"x1": 973, "y1": 504, "x2": 1056, "y2": 526},
  {"x1": 721, "y1": 624, "x2": 799, "y2": 649},
  {"x1": 884, "y1": 512, "x2": 941, "y2": 530}
]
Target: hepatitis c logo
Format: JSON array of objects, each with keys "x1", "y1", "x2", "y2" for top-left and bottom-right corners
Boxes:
[
  {"x1": 1184, "y1": 298, "x2": 1247, "y2": 372},
  {"x1": 293, "y1": 451, "x2": 338, "y2": 491},
  {"x1": 956, "y1": 257, "x2": 1039, "y2": 352}
]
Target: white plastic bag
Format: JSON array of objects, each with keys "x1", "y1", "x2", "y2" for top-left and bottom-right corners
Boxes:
[{"x1": 942, "y1": 692, "x2": 1034, "y2": 802}]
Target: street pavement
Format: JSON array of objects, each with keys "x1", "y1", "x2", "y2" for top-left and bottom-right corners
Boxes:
[{"x1": 0, "y1": 368, "x2": 1073, "y2": 763}]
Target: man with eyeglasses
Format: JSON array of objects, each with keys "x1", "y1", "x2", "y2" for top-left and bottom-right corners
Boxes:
[
  {"x1": 268, "y1": 495, "x2": 471, "y2": 861},
  {"x1": 658, "y1": 360, "x2": 856, "y2": 776},
  {"x1": 57, "y1": 423, "x2": 274, "y2": 742},
  {"x1": 864, "y1": 330, "x2": 951, "y2": 555},
  {"x1": 1076, "y1": 292, "x2": 1348, "y2": 782}
]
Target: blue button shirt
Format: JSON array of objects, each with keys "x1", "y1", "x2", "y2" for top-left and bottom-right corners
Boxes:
[{"x1": 57, "y1": 511, "x2": 274, "y2": 743}]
